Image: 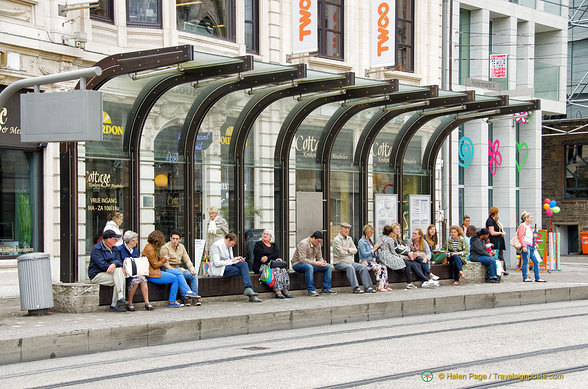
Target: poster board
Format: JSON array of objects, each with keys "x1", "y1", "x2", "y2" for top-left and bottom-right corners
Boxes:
[
  {"x1": 408, "y1": 195, "x2": 431, "y2": 234},
  {"x1": 194, "y1": 239, "x2": 206, "y2": 276},
  {"x1": 374, "y1": 194, "x2": 397, "y2": 241}
]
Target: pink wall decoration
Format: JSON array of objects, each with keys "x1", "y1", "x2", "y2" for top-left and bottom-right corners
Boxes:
[{"x1": 488, "y1": 139, "x2": 502, "y2": 175}]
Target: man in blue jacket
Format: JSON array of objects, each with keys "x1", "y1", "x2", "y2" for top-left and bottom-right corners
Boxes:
[{"x1": 88, "y1": 230, "x2": 128, "y2": 312}]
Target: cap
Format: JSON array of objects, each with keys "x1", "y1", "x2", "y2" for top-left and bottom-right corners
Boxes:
[
  {"x1": 103, "y1": 230, "x2": 121, "y2": 240},
  {"x1": 340, "y1": 222, "x2": 352, "y2": 228}
]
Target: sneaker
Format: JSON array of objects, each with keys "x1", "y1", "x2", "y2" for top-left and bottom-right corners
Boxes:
[
  {"x1": 194, "y1": 301, "x2": 202, "y2": 306},
  {"x1": 430, "y1": 275, "x2": 440, "y2": 281},
  {"x1": 182, "y1": 299, "x2": 191, "y2": 307},
  {"x1": 109, "y1": 305, "x2": 125, "y2": 312},
  {"x1": 535, "y1": 279, "x2": 547, "y2": 283},
  {"x1": 116, "y1": 298, "x2": 129, "y2": 308},
  {"x1": 404, "y1": 284, "x2": 417, "y2": 289},
  {"x1": 353, "y1": 287, "x2": 364, "y2": 294},
  {"x1": 185, "y1": 291, "x2": 199, "y2": 299},
  {"x1": 168, "y1": 302, "x2": 183, "y2": 308},
  {"x1": 488, "y1": 278, "x2": 500, "y2": 283},
  {"x1": 321, "y1": 289, "x2": 337, "y2": 295},
  {"x1": 308, "y1": 290, "x2": 320, "y2": 297},
  {"x1": 244, "y1": 287, "x2": 259, "y2": 296},
  {"x1": 422, "y1": 280, "x2": 434, "y2": 288},
  {"x1": 366, "y1": 287, "x2": 377, "y2": 293},
  {"x1": 432, "y1": 280, "x2": 440, "y2": 287}
]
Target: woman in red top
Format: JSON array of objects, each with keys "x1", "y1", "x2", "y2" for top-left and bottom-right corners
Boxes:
[{"x1": 517, "y1": 212, "x2": 546, "y2": 282}]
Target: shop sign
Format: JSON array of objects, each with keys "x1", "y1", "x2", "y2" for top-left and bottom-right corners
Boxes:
[
  {"x1": 371, "y1": 0, "x2": 396, "y2": 67},
  {"x1": 195, "y1": 131, "x2": 213, "y2": 151},
  {"x1": 102, "y1": 111, "x2": 123, "y2": 136},
  {"x1": 292, "y1": 0, "x2": 318, "y2": 54},
  {"x1": 0, "y1": 88, "x2": 37, "y2": 148},
  {"x1": 490, "y1": 54, "x2": 507, "y2": 79}
]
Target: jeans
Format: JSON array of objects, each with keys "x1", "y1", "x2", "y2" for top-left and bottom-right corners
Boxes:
[
  {"x1": 448, "y1": 254, "x2": 463, "y2": 281},
  {"x1": 172, "y1": 267, "x2": 198, "y2": 295},
  {"x1": 334, "y1": 262, "x2": 372, "y2": 289},
  {"x1": 521, "y1": 245, "x2": 540, "y2": 280},
  {"x1": 414, "y1": 257, "x2": 431, "y2": 276},
  {"x1": 293, "y1": 263, "x2": 333, "y2": 291},
  {"x1": 473, "y1": 256, "x2": 497, "y2": 279},
  {"x1": 404, "y1": 260, "x2": 429, "y2": 283},
  {"x1": 147, "y1": 270, "x2": 189, "y2": 303},
  {"x1": 223, "y1": 261, "x2": 253, "y2": 289}
]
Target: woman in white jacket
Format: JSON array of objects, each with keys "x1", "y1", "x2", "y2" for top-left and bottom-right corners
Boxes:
[{"x1": 103, "y1": 212, "x2": 124, "y2": 246}]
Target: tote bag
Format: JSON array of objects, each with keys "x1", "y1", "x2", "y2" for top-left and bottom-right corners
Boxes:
[{"x1": 123, "y1": 257, "x2": 150, "y2": 277}]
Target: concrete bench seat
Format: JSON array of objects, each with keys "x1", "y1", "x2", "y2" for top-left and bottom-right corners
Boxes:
[{"x1": 97, "y1": 263, "x2": 460, "y2": 305}]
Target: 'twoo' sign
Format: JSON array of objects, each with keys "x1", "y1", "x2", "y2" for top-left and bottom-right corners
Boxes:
[
  {"x1": 293, "y1": 0, "x2": 318, "y2": 54},
  {"x1": 371, "y1": 0, "x2": 396, "y2": 67}
]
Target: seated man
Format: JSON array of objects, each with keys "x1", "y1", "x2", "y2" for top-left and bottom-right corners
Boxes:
[
  {"x1": 291, "y1": 231, "x2": 336, "y2": 296},
  {"x1": 160, "y1": 230, "x2": 201, "y2": 306},
  {"x1": 332, "y1": 222, "x2": 374, "y2": 293},
  {"x1": 88, "y1": 230, "x2": 128, "y2": 312},
  {"x1": 209, "y1": 233, "x2": 262, "y2": 302}
]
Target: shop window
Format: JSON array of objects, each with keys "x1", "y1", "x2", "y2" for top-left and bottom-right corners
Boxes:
[
  {"x1": 244, "y1": 0, "x2": 258, "y2": 53},
  {"x1": 90, "y1": 0, "x2": 114, "y2": 24},
  {"x1": 0, "y1": 149, "x2": 42, "y2": 258},
  {"x1": 565, "y1": 144, "x2": 588, "y2": 199},
  {"x1": 318, "y1": 0, "x2": 344, "y2": 60},
  {"x1": 127, "y1": 0, "x2": 162, "y2": 28},
  {"x1": 396, "y1": 0, "x2": 414, "y2": 72},
  {"x1": 459, "y1": 8, "x2": 470, "y2": 84},
  {"x1": 176, "y1": 0, "x2": 235, "y2": 41}
]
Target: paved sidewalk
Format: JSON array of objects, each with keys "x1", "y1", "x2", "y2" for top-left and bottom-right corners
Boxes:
[{"x1": 0, "y1": 256, "x2": 587, "y2": 365}]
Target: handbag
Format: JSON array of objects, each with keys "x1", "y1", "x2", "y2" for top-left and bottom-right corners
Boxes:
[
  {"x1": 259, "y1": 264, "x2": 275, "y2": 287},
  {"x1": 123, "y1": 256, "x2": 149, "y2": 277},
  {"x1": 269, "y1": 259, "x2": 287, "y2": 269},
  {"x1": 510, "y1": 235, "x2": 522, "y2": 250}
]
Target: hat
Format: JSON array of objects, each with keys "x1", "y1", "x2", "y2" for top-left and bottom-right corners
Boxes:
[
  {"x1": 103, "y1": 230, "x2": 121, "y2": 240},
  {"x1": 311, "y1": 231, "x2": 324, "y2": 240},
  {"x1": 340, "y1": 222, "x2": 352, "y2": 228},
  {"x1": 477, "y1": 228, "x2": 490, "y2": 237}
]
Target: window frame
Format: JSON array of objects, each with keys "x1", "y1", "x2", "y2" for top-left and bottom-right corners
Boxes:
[
  {"x1": 396, "y1": 0, "x2": 414, "y2": 72},
  {"x1": 176, "y1": 0, "x2": 236, "y2": 42},
  {"x1": 318, "y1": 0, "x2": 344, "y2": 60},
  {"x1": 244, "y1": 0, "x2": 259, "y2": 53},
  {"x1": 126, "y1": 0, "x2": 163, "y2": 29},
  {"x1": 90, "y1": 0, "x2": 114, "y2": 24},
  {"x1": 564, "y1": 143, "x2": 588, "y2": 199}
]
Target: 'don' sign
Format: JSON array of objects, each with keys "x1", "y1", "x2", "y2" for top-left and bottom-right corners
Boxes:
[
  {"x1": 371, "y1": 0, "x2": 396, "y2": 67},
  {"x1": 490, "y1": 54, "x2": 507, "y2": 79},
  {"x1": 292, "y1": 0, "x2": 317, "y2": 54}
]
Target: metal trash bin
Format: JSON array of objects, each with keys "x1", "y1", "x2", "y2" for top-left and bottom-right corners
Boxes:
[{"x1": 17, "y1": 253, "x2": 54, "y2": 314}]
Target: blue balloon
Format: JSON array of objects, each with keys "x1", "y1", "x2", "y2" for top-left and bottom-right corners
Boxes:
[{"x1": 550, "y1": 200, "x2": 557, "y2": 208}]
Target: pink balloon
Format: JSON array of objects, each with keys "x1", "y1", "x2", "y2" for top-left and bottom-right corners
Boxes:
[
  {"x1": 544, "y1": 199, "x2": 551, "y2": 204},
  {"x1": 546, "y1": 209, "x2": 554, "y2": 216}
]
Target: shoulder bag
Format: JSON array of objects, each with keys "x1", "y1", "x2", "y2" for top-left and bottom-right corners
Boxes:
[
  {"x1": 509, "y1": 234, "x2": 522, "y2": 250},
  {"x1": 123, "y1": 256, "x2": 150, "y2": 277}
]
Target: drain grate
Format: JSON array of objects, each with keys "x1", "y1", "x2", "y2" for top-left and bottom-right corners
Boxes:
[{"x1": 242, "y1": 346, "x2": 270, "y2": 351}]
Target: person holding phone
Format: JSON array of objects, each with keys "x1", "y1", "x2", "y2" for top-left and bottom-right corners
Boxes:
[{"x1": 209, "y1": 232, "x2": 262, "y2": 302}]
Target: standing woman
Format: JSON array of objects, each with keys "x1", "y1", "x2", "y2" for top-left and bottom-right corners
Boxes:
[
  {"x1": 443, "y1": 226, "x2": 468, "y2": 285},
  {"x1": 104, "y1": 212, "x2": 124, "y2": 246},
  {"x1": 485, "y1": 207, "x2": 506, "y2": 259},
  {"x1": 409, "y1": 228, "x2": 440, "y2": 281},
  {"x1": 116, "y1": 231, "x2": 153, "y2": 311},
  {"x1": 425, "y1": 224, "x2": 448, "y2": 264},
  {"x1": 517, "y1": 212, "x2": 546, "y2": 283},
  {"x1": 204, "y1": 206, "x2": 229, "y2": 256},
  {"x1": 253, "y1": 230, "x2": 292, "y2": 298},
  {"x1": 358, "y1": 224, "x2": 390, "y2": 292}
]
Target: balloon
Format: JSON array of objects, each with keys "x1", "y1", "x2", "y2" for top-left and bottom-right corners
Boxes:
[
  {"x1": 550, "y1": 200, "x2": 557, "y2": 208},
  {"x1": 552, "y1": 206, "x2": 561, "y2": 214},
  {"x1": 544, "y1": 199, "x2": 551, "y2": 204},
  {"x1": 546, "y1": 209, "x2": 554, "y2": 216},
  {"x1": 543, "y1": 203, "x2": 550, "y2": 210}
]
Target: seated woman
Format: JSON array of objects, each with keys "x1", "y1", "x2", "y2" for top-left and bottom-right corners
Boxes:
[
  {"x1": 116, "y1": 230, "x2": 153, "y2": 311},
  {"x1": 443, "y1": 226, "x2": 468, "y2": 286},
  {"x1": 253, "y1": 230, "x2": 292, "y2": 298},
  {"x1": 469, "y1": 227, "x2": 499, "y2": 283},
  {"x1": 381, "y1": 224, "x2": 435, "y2": 289},
  {"x1": 408, "y1": 228, "x2": 440, "y2": 282},
  {"x1": 358, "y1": 224, "x2": 390, "y2": 292},
  {"x1": 425, "y1": 224, "x2": 448, "y2": 265},
  {"x1": 142, "y1": 230, "x2": 198, "y2": 308}
]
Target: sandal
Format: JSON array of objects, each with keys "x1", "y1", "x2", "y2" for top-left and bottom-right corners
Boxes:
[
  {"x1": 127, "y1": 305, "x2": 136, "y2": 311},
  {"x1": 377, "y1": 288, "x2": 388, "y2": 292},
  {"x1": 452, "y1": 281, "x2": 460, "y2": 286},
  {"x1": 145, "y1": 304, "x2": 155, "y2": 311},
  {"x1": 459, "y1": 271, "x2": 466, "y2": 279}
]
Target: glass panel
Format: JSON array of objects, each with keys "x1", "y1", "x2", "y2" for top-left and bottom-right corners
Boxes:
[
  {"x1": 0, "y1": 149, "x2": 41, "y2": 257},
  {"x1": 397, "y1": 0, "x2": 412, "y2": 20},
  {"x1": 245, "y1": 0, "x2": 253, "y2": 19},
  {"x1": 176, "y1": 0, "x2": 233, "y2": 41},
  {"x1": 459, "y1": 9, "x2": 471, "y2": 84},
  {"x1": 565, "y1": 144, "x2": 588, "y2": 199},
  {"x1": 534, "y1": 61, "x2": 560, "y2": 100},
  {"x1": 245, "y1": 22, "x2": 254, "y2": 50},
  {"x1": 127, "y1": 0, "x2": 162, "y2": 27},
  {"x1": 325, "y1": 31, "x2": 342, "y2": 58},
  {"x1": 543, "y1": 0, "x2": 561, "y2": 16}
]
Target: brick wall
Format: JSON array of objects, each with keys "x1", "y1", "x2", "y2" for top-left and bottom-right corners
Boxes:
[{"x1": 542, "y1": 133, "x2": 588, "y2": 233}]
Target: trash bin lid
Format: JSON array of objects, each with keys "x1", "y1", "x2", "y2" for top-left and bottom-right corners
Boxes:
[{"x1": 17, "y1": 253, "x2": 50, "y2": 262}]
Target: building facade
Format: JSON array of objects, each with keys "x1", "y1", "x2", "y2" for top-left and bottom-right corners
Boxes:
[{"x1": 0, "y1": 0, "x2": 565, "y2": 280}]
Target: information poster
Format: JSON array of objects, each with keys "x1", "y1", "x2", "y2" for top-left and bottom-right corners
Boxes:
[
  {"x1": 408, "y1": 195, "x2": 431, "y2": 234},
  {"x1": 374, "y1": 194, "x2": 397, "y2": 241},
  {"x1": 194, "y1": 239, "x2": 206, "y2": 276}
]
